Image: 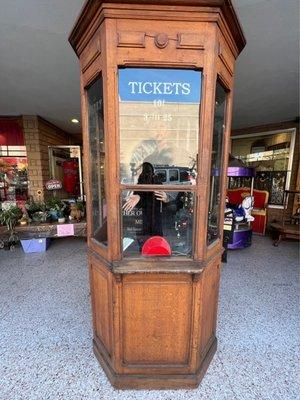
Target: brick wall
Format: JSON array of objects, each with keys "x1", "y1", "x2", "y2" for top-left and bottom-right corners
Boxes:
[
  {"x1": 23, "y1": 116, "x2": 73, "y2": 201},
  {"x1": 231, "y1": 119, "x2": 300, "y2": 225},
  {"x1": 22, "y1": 116, "x2": 42, "y2": 200}
]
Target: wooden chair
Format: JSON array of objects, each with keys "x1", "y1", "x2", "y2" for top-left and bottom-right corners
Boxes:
[{"x1": 270, "y1": 190, "x2": 300, "y2": 246}]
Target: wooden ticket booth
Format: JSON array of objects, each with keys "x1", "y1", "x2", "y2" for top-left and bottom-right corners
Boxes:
[{"x1": 69, "y1": 0, "x2": 245, "y2": 389}]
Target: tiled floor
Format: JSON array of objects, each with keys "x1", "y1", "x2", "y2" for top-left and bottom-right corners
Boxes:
[{"x1": 0, "y1": 236, "x2": 299, "y2": 400}]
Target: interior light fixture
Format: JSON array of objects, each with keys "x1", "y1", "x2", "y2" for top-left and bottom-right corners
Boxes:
[{"x1": 71, "y1": 118, "x2": 80, "y2": 124}]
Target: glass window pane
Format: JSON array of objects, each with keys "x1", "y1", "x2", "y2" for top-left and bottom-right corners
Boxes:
[
  {"x1": 122, "y1": 190, "x2": 194, "y2": 257},
  {"x1": 180, "y1": 170, "x2": 187, "y2": 181},
  {"x1": 0, "y1": 157, "x2": 28, "y2": 202},
  {"x1": 207, "y1": 81, "x2": 227, "y2": 244},
  {"x1": 169, "y1": 169, "x2": 179, "y2": 182},
  {"x1": 231, "y1": 132, "x2": 291, "y2": 171},
  {"x1": 119, "y1": 68, "x2": 201, "y2": 185},
  {"x1": 87, "y1": 77, "x2": 107, "y2": 245},
  {"x1": 230, "y1": 131, "x2": 293, "y2": 205}
]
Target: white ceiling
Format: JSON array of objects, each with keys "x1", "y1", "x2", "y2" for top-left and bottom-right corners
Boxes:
[{"x1": 0, "y1": 0, "x2": 299, "y2": 134}]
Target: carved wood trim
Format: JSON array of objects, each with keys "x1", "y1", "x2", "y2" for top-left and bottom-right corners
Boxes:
[
  {"x1": 118, "y1": 31, "x2": 146, "y2": 48},
  {"x1": 121, "y1": 60, "x2": 200, "y2": 68},
  {"x1": 177, "y1": 33, "x2": 204, "y2": 50},
  {"x1": 218, "y1": 42, "x2": 234, "y2": 76},
  {"x1": 81, "y1": 36, "x2": 101, "y2": 73},
  {"x1": 69, "y1": 0, "x2": 246, "y2": 52},
  {"x1": 69, "y1": 1, "x2": 246, "y2": 56},
  {"x1": 154, "y1": 33, "x2": 169, "y2": 48},
  {"x1": 217, "y1": 69, "x2": 231, "y2": 92}
]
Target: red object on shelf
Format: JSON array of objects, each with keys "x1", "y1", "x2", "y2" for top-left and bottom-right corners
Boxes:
[
  {"x1": 141, "y1": 236, "x2": 171, "y2": 256},
  {"x1": 62, "y1": 159, "x2": 79, "y2": 194}
]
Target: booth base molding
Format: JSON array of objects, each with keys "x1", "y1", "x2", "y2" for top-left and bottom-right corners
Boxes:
[
  {"x1": 93, "y1": 336, "x2": 217, "y2": 390},
  {"x1": 89, "y1": 250, "x2": 221, "y2": 390}
]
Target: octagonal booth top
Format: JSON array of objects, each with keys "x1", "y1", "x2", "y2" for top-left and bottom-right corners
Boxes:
[{"x1": 69, "y1": 0, "x2": 245, "y2": 56}]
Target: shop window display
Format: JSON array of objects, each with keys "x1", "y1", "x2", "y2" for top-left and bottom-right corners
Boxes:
[
  {"x1": 230, "y1": 131, "x2": 295, "y2": 205},
  {"x1": 0, "y1": 121, "x2": 28, "y2": 207},
  {"x1": 119, "y1": 68, "x2": 201, "y2": 256},
  {"x1": 48, "y1": 146, "x2": 83, "y2": 200},
  {"x1": 0, "y1": 155, "x2": 28, "y2": 204}
]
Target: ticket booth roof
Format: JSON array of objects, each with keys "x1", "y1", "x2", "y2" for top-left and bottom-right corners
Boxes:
[{"x1": 69, "y1": 0, "x2": 246, "y2": 56}]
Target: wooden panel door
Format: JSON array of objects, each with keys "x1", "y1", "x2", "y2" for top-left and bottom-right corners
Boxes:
[{"x1": 121, "y1": 273, "x2": 193, "y2": 369}]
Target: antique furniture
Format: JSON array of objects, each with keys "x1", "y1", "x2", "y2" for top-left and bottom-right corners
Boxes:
[
  {"x1": 69, "y1": 0, "x2": 245, "y2": 389},
  {"x1": 227, "y1": 185, "x2": 269, "y2": 236},
  {"x1": 271, "y1": 190, "x2": 300, "y2": 246},
  {"x1": 226, "y1": 167, "x2": 255, "y2": 249}
]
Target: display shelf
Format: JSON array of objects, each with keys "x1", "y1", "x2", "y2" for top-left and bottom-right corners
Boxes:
[{"x1": 0, "y1": 220, "x2": 87, "y2": 239}]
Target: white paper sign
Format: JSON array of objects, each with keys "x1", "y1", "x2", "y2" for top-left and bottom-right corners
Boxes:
[{"x1": 57, "y1": 224, "x2": 74, "y2": 237}]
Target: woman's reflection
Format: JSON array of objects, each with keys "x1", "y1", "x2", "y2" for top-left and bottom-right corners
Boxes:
[{"x1": 123, "y1": 162, "x2": 169, "y2": 248}]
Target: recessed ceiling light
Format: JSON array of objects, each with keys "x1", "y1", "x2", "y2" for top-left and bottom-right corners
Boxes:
[{"x1": 71, "y1": 118, "x2": 80, "y2": 124}]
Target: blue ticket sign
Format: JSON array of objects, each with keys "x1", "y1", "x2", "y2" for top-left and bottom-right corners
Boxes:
[{"x1": 119, "y1": 68, "x2": 201, "y2": 103}]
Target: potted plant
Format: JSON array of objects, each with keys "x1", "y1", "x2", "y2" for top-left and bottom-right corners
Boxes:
[
  {"x1": 0, "y1": 205, "x2": 22, "y2": 250},
  {"x1": 45, "y1": 197, "x2": 66, "y2": 222},
  {"x1": 25, "y1": 199, "x2": 48, "y2": 221},
  {"x1": 57, "y1": 210, "x2": 66, "y2": 224},
  {"x1": 19, "y1": 213, "x2": 29, "y2": 226}
]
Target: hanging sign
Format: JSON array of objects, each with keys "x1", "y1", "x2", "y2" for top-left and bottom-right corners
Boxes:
[{"x1": 45, "y1": 179, "x2": 62, "y2": 190}]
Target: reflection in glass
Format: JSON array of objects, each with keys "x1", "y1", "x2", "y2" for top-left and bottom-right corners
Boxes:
[
  {"x1": 122, "y1": 190, "x2": 194, "y2": 257},
  {"x1": 119, "y1": 68, "x2": 201, "y2": 185},
  {"x1": 207, "y1": 82, "x2": 227, "y2": 244},
  {"x1": 87, "y1": 77, "x2": 107, "y2": 245},
  {"x1": 230, "y1": 131, "x2": 293, "y2": 205},
  {"x1": 228, "y1": 171, "x2": 287, "y2": 206},
  {"x1": 231, "y1": 132, "x2": 291, "y2": 171}
]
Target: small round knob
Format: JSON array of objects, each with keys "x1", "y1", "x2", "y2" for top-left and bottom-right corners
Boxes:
[{"x1": 155, "y1": 33, "x2": 169, "y2": 49}]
